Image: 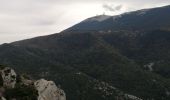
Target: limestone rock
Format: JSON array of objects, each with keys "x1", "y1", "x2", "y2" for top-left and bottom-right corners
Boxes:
[
  {"x1": 34, "y1": 79, "x2": 66, "y2": 100},
  {"x1": 0, "y1": 67, "x2": 17, "y2": 88}
]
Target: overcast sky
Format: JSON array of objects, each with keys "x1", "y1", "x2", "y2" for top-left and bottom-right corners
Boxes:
[{"x1": 0, "y1": 0, "x2": 170, "y2": 44}]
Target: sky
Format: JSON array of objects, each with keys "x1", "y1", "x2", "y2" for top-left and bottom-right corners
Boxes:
[{"x1": 0, "y1": 0, "x2": 170, "y2": 44}]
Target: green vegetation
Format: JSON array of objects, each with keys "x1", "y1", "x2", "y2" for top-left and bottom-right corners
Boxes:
[
  {"x1": 1, "y1": 5, "x2": 170, "y2": 100},
  {"x1": 5, "y1": 84, "x2": 38, "y2": 100},
  {"x1": 0, "y1": 65, "x2": 38, "y2": 100},
  {"x1": 1, "y1": 30, "x2": 170, "y2": 100}
]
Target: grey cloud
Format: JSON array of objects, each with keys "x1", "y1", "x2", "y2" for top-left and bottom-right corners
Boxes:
[
  {"x1": 0, "y1": 0, "x2": 170, "y2": 44},
  {"x1": 103, "y1": 4, "x2": 123, "y2": 12}
]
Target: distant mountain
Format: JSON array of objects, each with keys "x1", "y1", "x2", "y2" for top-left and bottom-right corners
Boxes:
[
  {"x1": 0, "y1": 5, "x2": 170, "y2": 100},
  {"x1": 64, "y1": 5, "x2": 170, "y2": 32}
]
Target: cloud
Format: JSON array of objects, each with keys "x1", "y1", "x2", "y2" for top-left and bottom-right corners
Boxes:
[
  {"x1": 0, "y1": 0, "x2": 170, "y2": 44},
  {"x1": 103, "y1": 4, "x2": 123, "y2": 12}
]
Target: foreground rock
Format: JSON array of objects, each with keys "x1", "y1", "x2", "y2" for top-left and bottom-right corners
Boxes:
[
  {"x1": 0, "y1": 97, "x2": 6, "y2": 100},
  {"x1": 0, "y1": 67, "x2": 17, "y2": 88},
  {"x1": 0, "y1": 66, "x2": 66, "y2": 100},
  {"x1": 34, "y1": 79, "x2": 66, "y2": 100}
]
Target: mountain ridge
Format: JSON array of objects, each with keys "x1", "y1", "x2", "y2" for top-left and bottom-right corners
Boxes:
[
  {"x1": 1, "y1": 5, "x2": 170, "y2": 100},
  {"x1": 63, "y1": 5, "x2": 170, "y2": 33}
]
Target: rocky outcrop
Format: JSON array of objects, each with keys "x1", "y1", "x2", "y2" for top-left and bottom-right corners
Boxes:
[
  {"x1": 0, "y1": 67, "x2": 17, "y2": 88},
  {"x1": 34, "y1": 79, "x2": 66, "y2": 100},
  {"x1": 0, "y1": 66, "x2": 66, "y2": 100}
]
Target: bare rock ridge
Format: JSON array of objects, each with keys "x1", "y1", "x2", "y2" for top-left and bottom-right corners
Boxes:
[{"x1": 0, "y1": 65, "x2": 66, "y2": 100}]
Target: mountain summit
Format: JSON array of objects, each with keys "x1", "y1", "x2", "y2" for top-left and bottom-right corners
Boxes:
[
  {"x1": 83, "y1": 15, "x2": 111, "y2": 22},
  {"x1": 64, "y1": 5, "x2": 170, "y2": 32}
]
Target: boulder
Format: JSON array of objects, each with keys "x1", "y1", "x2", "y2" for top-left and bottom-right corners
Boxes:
[
  {"x1": 34, "y1": 79, "x2": 66, "y2": 100},
  {"x1": 0, "y1": 67, "x2": 16, "y2": 88}
]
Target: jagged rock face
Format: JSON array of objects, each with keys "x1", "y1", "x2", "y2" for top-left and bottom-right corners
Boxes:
[
  {"x1": 0, "y1": 67, "x2": 16, "y2": 88},
  {"x1": 34, "y1": 79, "x2": 66, "y2": 100}
]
